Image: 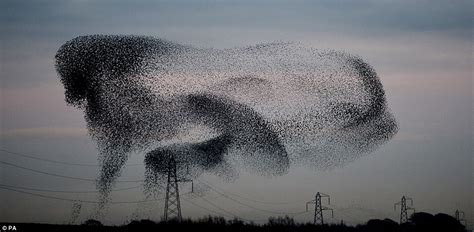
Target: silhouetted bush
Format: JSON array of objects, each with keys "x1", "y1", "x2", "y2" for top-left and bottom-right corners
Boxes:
[
  {"x1": 127, "y1": 219, "x2": 156, "y2": 227},
  {"x1": 198, "y1": 215, "x2": 227, "y2": 225},
  {"x1": 82, "y1": 219, "x2": 103, "y2": 226},
  {"x1": 268, "y1": 216, "x2": 296, "y2": 227}
]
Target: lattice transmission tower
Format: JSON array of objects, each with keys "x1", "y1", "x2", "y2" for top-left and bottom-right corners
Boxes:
[
  {"x1": 454, "y1": 209, "x2": 466, "y2": 226},
  {"x1": 394, "y1": 196, "x2": 415, "y2": 224},
  {"x1": 306, "y1": 192, "x2": 334, "y2": 225},
  {"x1": 163, "y1": 154, "x2": 193, "y2": 221}
]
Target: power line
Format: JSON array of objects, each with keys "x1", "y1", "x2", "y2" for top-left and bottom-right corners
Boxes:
[
  {"x1": 200, "y1": 179, "x2": 306, "y2": 215},
  {"x1": 0, "y1": 160, "x2": 144, "y2": 183},
  {"x1": 0, "y1": 148, "x2": 142, "y2": 167},
  {"x1": 0, "y1": 149, "x2": 99, "y2": 167},
  {"x1": 0, "y1": 153, "x2": 249, "y2": 221},
  {"x1": 191, "y1": 193, "x2": 268, "y2": 223},
  {"x1": 198, "y1": 180, "x2": 299, "y2": 205},
  {"x1": 0, "y1": 185, "x2": 162, "y2": 204},
  {"x1": 289, "y1": 210, "x2": 310, "y2": 216},
  {"x1": 181, "y1": 197, "x2": 235, "y2": 220},
  {"x1": 190, "y1": 193, "x2": 243, "y2": 220},
  {"x1": 0, "y1": 183, "x2": 141, "y2": 193},
  {"x1": 186, "y1": 193, "x2": 302, "y2": 223},
  {"x1": 198, "y1": 179, "x2": 306, "y2": 215},
  {"x1": 329, "y1": 203, "x2": 368, "y2": 224},
  {"x1": 331, "y1": 203, "x2": 394, "y2": 222}
]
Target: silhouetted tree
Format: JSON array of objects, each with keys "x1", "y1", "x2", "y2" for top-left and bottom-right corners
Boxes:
[
  {"x1": 433, "y1": 213, "x2": 465, "y2": 232},
  {"x1": 408, "y1": 212, "x2": 465, "y2": 232}
]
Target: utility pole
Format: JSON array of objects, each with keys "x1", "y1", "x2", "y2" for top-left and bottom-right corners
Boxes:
[
  {"x1": 164, "y1": 154, "x2": 193, "y2": 221},
  {"x1": 306, "y1": 192, "x2": 333, "y2": 225},
  {"x1": 454, "y1": 210, "x2": 466, "y2": 226},
  {"x1": 394, "y1": 196, "x2": 415, "y2": 224}
]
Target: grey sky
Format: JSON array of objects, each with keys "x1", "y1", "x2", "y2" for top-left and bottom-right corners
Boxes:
[{"x1": 1, "y1": 0, "x2": 472, "y2": 227}]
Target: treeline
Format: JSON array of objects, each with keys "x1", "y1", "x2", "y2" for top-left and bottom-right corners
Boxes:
[{"x1": 5, "y1": 212, "x2": 467, "y2": 232}]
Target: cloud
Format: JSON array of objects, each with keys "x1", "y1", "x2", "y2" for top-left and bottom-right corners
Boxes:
[{"x1": 1, "y1": 0, "x2": 471, "y2": 39}]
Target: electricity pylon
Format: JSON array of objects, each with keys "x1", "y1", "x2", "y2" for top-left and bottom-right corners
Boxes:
[
  {"x1": 306, "y1": 192, "x2": 333, "y2": 225},
  {"x1": 454, "y1": 210, "x2": 466, "y2": 226},
  {"x1": 164, "y1": 154, "x2": 193, "y2": 221},
  {"x1": 394, "y1": 196, "x2": 415, "y2": 224}
]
